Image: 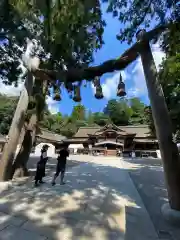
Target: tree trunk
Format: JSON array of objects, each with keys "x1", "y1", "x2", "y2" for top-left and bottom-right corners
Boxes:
[
  {"x1": 11, "y1": 79, "x2": 48, "y2": 179},
  {"x1": 138, "y1": 35, "x2": 180, "y2": 210},
  {"x1": 11, "y1": 115, "x2": 37, "y2": 179},
  {"x1": 0, "y1": 72, "x2": 35, "y2": 181}
]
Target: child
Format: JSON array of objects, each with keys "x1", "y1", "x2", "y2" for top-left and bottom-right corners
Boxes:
[
  {"x1": 52, "y1": 145, "x2": 69, "y2": 186},
  {"x1": 34, "y1": 144, "x2": 49, "y2": 187}
]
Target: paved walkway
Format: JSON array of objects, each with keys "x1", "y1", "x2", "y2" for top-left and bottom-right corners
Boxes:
[
  {"x1": 0, "y1": 156, "x2": 159, "y2": 240},
  {"x1": 122, "y1": 158, "x2": 180, "y2": 240}
]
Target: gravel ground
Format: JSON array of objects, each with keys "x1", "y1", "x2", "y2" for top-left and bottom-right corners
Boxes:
[{"x1": 123, "y1": 158, "x2": 180, "y2": 240}]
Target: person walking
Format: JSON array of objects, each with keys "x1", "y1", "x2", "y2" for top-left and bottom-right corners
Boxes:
[
  {"x1": 52, "y1": 145, "x2": 69, "y2": 186},
  {"x1": 34, "y1": 144, "x2": 49, "y2": 187}
]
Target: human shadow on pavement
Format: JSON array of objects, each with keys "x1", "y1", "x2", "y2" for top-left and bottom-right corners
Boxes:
[
  {"x1": 0, "y1": 159, "x2": 159, "y2": 240},
  {"x1": 27, "y1": 156, "x2": 83, "y2": 178}
]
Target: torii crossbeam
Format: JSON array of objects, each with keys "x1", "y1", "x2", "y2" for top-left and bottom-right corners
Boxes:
[{"x1": 34, "y1": 23, "x2": 169, "y2": 82}]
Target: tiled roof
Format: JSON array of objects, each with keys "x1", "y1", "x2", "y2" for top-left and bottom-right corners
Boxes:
[
  {"x1": 1, "y1": 129, "x2": 67, "y2": 145},
  {"x1": 92, "y1": 129, "x2": 135, "y2": 137},
  {"x1": 36, "y1": 129, "x2": 66, "y2": 143},
  {"x1": 74, "y1": 124, "x2": 151, "y2": 138},
  {"x1": 119, "y1": 125, "x2": 151, "y2": 138},
  {"x1": 74, "y1": 127, "x2": 100, "y2": 137}
]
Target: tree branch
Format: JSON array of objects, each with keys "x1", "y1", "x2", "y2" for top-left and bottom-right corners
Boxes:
[
  {"x1": 34, "y1": 45, "x2": 139, "y2": 82},
  {"x1": 33, "y1": 22, "x2": 173, "y2": 83}
]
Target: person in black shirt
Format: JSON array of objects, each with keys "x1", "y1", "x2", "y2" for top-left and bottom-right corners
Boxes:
[
  {"x1": 52, "y1": 145, "x2": 69, "y2": 186},
  {"x1": 34, "y1": 144, "x2": 49, "y2": 187},
  {"x1": 41, "y1": 145, "x2": 49, "y2": 178}
]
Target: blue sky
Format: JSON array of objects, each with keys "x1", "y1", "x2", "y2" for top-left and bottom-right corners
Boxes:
[{"x1": 0, "y1": 4, "x2": 165, "y2": 115}]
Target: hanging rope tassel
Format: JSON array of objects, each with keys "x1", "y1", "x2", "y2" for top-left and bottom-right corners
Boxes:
[{"x1": 93, "y1": 76, "x2": 103, "y2": 99}]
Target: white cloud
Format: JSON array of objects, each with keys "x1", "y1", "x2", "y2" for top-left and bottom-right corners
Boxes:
[
  {"x1": 46, "y1": 96, "x2": 59, "y2": 114},
  {"x1": 102, "y1": 72, "x2": 119, "y2": 100},
  {"x1": 92, "y1": 70, "x2": 128, "y2": 100},
  {"x1": 0, "y1": 62, "x2": 26, "y2": 96},
  {"x1": 127, "y1": 42, "x2": 165, "y2": 99},
  {"x1": 92, "y1": 42, "x2": 165, "y2": 101},
  {"x1": 0, "y1": 79, "x2": 24, "y2": 96}
]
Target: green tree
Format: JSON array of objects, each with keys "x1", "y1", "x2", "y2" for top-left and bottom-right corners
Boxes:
[
  {"x1": 159, "y1": 53, "x2": 180, "y2": 139},
  {"x1": 41, "y1": 114, "x2": 56, "y2": 131},
  {"x1": 0, "y1": 94, "x2": 18, "y2": 135},
  {"x1": 129, "y1": 97, "x2": 146, "y2": 125},
  {"x1": 71, "y1": 104, "x2": 86, "y2": 122},
  {"x1": 144, "y1": 106, "x2": 156, "y2": 137},
  {"x1": 93, "y1": 112, "x2": 111, "y2": 126},
  {"x1": 51, "y1": 113, "x2": 64, "y2": 133},
  {"x1": 103, "y1": 0, "x2": 179, "y2": 44},
  {"x1": 59, "y1": 122, "x2": 77, "y2": 138},
  {"x1": 104, "y1": 99, "x2": 132, "y2": 125},
  {"x1": 86, "y1": 110, "x2": 95, "y2": 126},
  {"x1": 0, "y1": 0, "x2": 105, "y2": 85}
]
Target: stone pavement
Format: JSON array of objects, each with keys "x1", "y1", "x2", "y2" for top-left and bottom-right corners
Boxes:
[
  {"x1": 0, "y1": 156, "x2": 159, "y2": 240},
  {"x1": 121, "y1": 158, "x2": 180, "y2": 240}
]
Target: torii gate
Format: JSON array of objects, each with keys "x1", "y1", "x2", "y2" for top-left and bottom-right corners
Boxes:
[{"x1": 0, "y1": 22, "x2": 180, "y2": 223}]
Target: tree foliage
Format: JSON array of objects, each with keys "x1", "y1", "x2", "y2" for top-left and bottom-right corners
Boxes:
[
  {"x1": 0, "y1": 94, "x2": 18, "y2": 135},
  {"x1": 160, "y1": 53, "x2": 180, "y2": 137},
  {"x1": 36, "y1": 98, "x2": 147, "y2": 137},
  {"x1": 103, "y1": 0, "x2": 179, "y2": 44},
  {"x1": 144, "y1": 106, "x2": 156, "y2": 137},
  {"x1": 104, "y1": 99, "x2": 133, "y2": 125},
  {"x1": 0, "y1": 0, "x2": 105, "y2": 87},
  {"x1": 71, "y1": 105, "x2": 86, "y2": 122},
  {"x1": 0, "y1": 94, "x2": 161, "y2": 138},
  {"x1": 129, "y1": 98, "x2": 146, "y2": 125},
  {"x1": 91, "y1": 112, "x2": 110, "y2": 126}
]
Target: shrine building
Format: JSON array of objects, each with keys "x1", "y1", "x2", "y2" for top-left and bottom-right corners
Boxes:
[{"x1": 63, "y1": 123, "x2": 159, "y2": 157}]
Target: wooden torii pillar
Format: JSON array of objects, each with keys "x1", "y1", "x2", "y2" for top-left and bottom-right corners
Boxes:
[
  {"x1": 0, "y1": 72, "x2": 35, "y2": 181},
  {"x1": 0, "y1": 40, "x2": 40, "y2": 181},
  {"x1": 137, "y1": 29, "x2": 180, "y2": 223}
]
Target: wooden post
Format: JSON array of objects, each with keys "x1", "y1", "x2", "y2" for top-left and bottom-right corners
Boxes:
[
  {"x1": 0, "y1": 72, "x2": 35, "y2": 181},
  {"x1": 11, "y1": 79, "x2": 48, "y2": 179},
  {"x1": 137, "y1": 30, "x2": 180, "y2": 211},
  {"x1": 0, "y1": 39, "x2": 40, "y2": 181}
]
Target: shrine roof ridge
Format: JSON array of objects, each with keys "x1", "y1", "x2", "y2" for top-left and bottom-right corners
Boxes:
[
  {"x1": 74, "y1": 124, "x2": 151, "y2": 138},
  {"x1": 77, "y1": 124, "x2": 149, "y2": 128}
]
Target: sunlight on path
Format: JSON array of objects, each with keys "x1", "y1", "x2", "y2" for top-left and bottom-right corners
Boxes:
[{"x1": 0, "y1": 156, "x2": 158, "y2": 240}]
